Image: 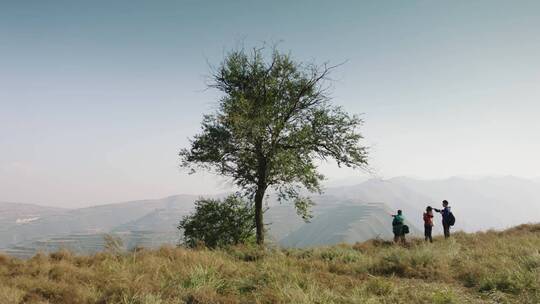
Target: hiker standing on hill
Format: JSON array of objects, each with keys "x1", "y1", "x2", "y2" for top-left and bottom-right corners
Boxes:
[
  {"x1": 434, "y1": 200, "x2": 454, "y2": 239},
  {"x1": 391, "y1": 210, "x2": 406, "y2": 243},
  {"x1": 423, "y1": 206, "x2": 434, "y2": 243}
]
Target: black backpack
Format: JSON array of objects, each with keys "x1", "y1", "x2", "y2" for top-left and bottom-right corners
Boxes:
[
  {"x1": 402, "y1": 225, "x2": 410, "y2": 234},
  {"x1": 448, "y1": 212, "x2": 456, "y2": 226}
]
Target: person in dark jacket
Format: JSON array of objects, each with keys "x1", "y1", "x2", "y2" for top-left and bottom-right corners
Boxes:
[
  {"x1": 391, "y1": 210, "x2": 406, "y2": 243},
  {"x1": 423, "y1": 206, "x2": 434, "y2": 242},
  {"x1": 434, "y1": 200, "x2": 451, "y2": 238}
]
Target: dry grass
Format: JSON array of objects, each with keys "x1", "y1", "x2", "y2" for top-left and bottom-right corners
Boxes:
[{"x1": 1, "y1": 224, "x2": 539, "y2": 303}]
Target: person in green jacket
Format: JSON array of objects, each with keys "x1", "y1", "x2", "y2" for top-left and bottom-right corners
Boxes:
[{"x1": 392, "y1": 210, "x2": 406, "y2": 243}]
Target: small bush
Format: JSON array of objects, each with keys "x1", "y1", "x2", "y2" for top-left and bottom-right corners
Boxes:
[
  {"x1": 179, "y1": 195, "x2": 255, "y2": 249},
  {"x1": 364, "y1": 277, "x2": 394, "y2": 296},
  {"x1": 370, "y1": 249, "x2": 409, "y2": 276},
  {"x1": 431, "y1": 290, "x2": 457, "y2": 304},
  {"x1": 479, "y1": 271, "x2": 522, "y2": 294},
  {"x1": 457, "y1": 267, "x2": 484, "y2": 288}
]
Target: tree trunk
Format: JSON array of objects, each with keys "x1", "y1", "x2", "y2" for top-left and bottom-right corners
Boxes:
[
  {"x1": 254, "y1": 185, "x2": 265, "y2": 245},
  {"x1": 254, "y1": 149, "x2": 268, "y2": 245}
]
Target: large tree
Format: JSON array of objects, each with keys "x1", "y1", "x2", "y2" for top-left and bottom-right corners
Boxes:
[{"x1": 180, "y1": 47, "x2": 368, "y2": 245}]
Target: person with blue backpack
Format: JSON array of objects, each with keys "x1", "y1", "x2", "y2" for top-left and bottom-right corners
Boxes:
[{"x1": 434, "y1": 200, "x2": 455, "y2": 238}]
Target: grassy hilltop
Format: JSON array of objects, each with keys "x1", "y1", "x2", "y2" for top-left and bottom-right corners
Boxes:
[{"x1": 0, "y1": 225, "x2": 539, "y2": 304}]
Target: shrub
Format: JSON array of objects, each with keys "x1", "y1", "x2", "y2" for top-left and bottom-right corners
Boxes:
[
  {"x1": 431, "y1": 290, "x2": 457, "y2": 304},
  {"x1": 370, "y1": 249, "x2": 409, "y2": 276},
  {"x1": 364, "y1": 277, "x2": 394, "y2": 296},
  {"x1": 178, "y1": 195, "x2": 256, "y2": 249},
  {"x1": 479, "y1": 271, "x2": 522, "y2": 294}
]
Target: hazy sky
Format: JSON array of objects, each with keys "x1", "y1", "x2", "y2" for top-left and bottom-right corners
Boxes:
[{"x1": 1, "y1": 1, "x2": 539, "y2": 207}]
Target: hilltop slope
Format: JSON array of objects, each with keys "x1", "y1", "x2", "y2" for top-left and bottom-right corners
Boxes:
[{"x1": 0, "y1": 224, "x2": 538, "y2": 304}]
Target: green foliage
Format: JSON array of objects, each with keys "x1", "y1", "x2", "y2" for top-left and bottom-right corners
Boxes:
[
  {"x1": 178, "y1": 195, "x2": 255, "y2": 248},
  {"x1": 179, "y1": 46, "x2": 368, "y2": 243}
]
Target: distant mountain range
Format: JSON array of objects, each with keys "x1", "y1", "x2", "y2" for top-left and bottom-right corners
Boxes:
[
  {"x1": 1, "y1": 176, "x2": 539, "y2": 257},
  {"x1": 0, "y1": 195, "x2": 198, "y2": 257}
]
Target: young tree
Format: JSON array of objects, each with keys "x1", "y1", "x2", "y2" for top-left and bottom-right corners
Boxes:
[
  {"x1": 178, "y1": 195, "x2": 255, "y2": 248},
  {"x1": 180, "y1": 47, "x2": 368, "y2": 244}
]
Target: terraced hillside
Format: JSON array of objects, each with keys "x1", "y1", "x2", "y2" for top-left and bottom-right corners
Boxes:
[{"x1": 0, "y1": 195, "x2": 198, "y2": 258}]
